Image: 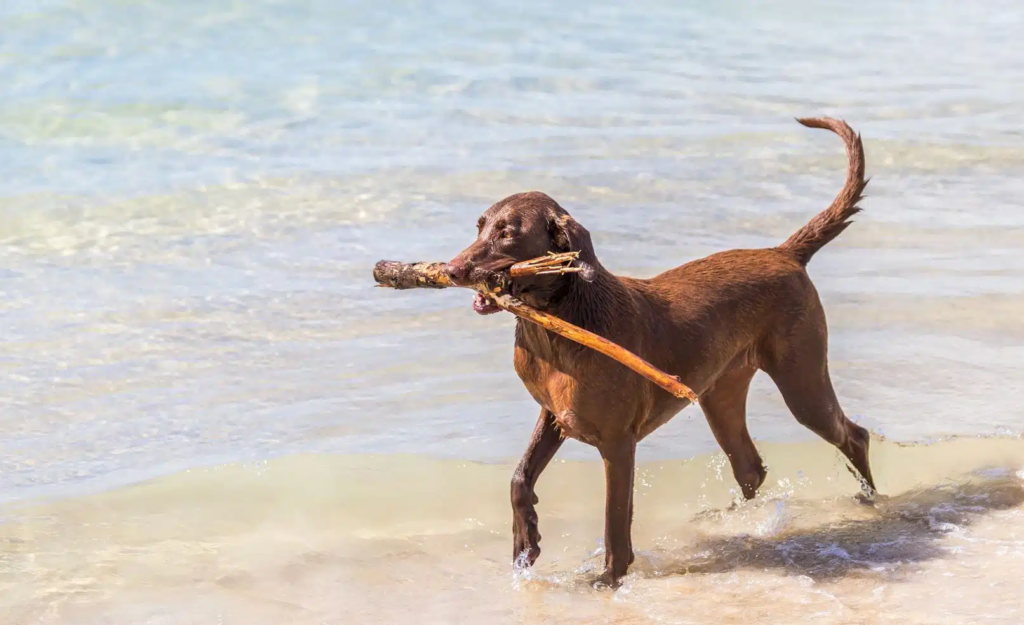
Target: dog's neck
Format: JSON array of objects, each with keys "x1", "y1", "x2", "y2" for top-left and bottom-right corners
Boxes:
[{"x1": 519, "y1": 254, "x2": 632, "y2": 335}]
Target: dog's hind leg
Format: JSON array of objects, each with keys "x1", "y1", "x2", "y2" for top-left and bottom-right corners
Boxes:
[
  {"x1": 762, "y1": 312, "x2": 876, "y2": 495},
  {"x1": 701, "y1": 365, "x2": 766, "y2": 500},
  {"x1": 511, "y1": 409, "x2": 564, "y2": 567}
]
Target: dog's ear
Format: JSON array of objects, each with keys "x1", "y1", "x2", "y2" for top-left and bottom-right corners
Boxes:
[
  {"x1": 549, "y1": 212, "x2": 597, "y2": 281},
  {"x1": 549, "y1": 212, "x2": 589, "y2": 252}
]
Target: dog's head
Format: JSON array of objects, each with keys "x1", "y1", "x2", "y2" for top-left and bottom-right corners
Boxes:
[{"x1": 445, "y1": 191, "x2": 597, "y2": 314}]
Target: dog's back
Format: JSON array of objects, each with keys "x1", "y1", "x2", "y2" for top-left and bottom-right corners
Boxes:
[{"x1": 626, "y1": 117, "x2": 868, "y2": 394}]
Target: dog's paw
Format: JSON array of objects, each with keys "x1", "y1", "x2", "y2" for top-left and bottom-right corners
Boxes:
[
  {"x1": 511, "y1": 507, "x2": 542, "y2": 567},
  {"x1": 588, "y1": 569, "x2": 622, "y2": 590}
]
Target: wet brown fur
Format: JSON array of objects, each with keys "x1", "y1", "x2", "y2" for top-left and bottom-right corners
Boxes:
[{"x1": 445, "y1": 117, "x2": 874, "y2": 587}]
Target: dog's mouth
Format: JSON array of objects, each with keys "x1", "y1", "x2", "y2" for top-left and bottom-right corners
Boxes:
[
  {"x1": 472, "y1": 292, "x2": 502, "y2": 315},
  {"x1": 460, "y1": 256, "x2": 574, "y2": 316},
  {"x1": 459, "y1": 260, "x2": 516, "y2": 315}
]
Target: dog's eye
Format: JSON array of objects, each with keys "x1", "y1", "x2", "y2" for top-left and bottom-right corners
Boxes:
[{"x1": 500, "y1": 230, "x2": 513, "y2": 239}]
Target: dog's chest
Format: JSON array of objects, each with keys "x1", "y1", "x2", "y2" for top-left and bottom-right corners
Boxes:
[
  {"x1": 512, "y1": 339, "x2": 566, "y2": 411},
  {"x1": 512, "y1": 329, "x2": 644, "y2": 446},
  {"x1": 514, "y1": 349, "x2": 605, "y2": 445}
]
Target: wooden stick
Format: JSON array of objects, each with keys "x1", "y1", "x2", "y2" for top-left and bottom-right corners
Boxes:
[
  {"x1": 491, "y1": 292, "x2": 698, "y2": 402},
  {"x1": 372, "y1": 258, "x2": 699, "y2": 402},
  {"x1": 372, "y1": 253, "x2": 584, "y2": 289}
]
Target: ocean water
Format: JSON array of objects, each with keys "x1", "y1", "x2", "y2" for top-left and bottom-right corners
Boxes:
[{"x1": 2, "y1": 0, "x2": 1024, "y2": 623}]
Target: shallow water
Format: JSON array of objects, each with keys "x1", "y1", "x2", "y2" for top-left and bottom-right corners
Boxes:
[
  {"x1": 2, "y1": 0, "x2": 1024, "y2": 622},
  {"x1": 4, "y1": 438, "x2": 1024, "y2": 624}
]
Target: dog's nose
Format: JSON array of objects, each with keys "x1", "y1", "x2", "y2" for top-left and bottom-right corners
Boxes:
[{"x1": 445, "y1": 259, "x2": 472, "y2": 283}]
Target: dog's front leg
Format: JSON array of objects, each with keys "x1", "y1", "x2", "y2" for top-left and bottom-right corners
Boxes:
[
  {"x1": 511, "y1": 409, "x2": 564, "y2": 567},
  {"x1": 595, "y1": 438, "x2": 636, "y2": 588}
]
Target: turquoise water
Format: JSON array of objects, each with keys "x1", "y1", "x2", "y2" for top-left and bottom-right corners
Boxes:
[{"x1": 2, "y1": 0, "x2": 1024, "y2": 501}]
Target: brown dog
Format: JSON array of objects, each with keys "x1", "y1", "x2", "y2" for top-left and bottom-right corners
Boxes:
[{"x1": 445, "y1": 117, "x2": 874, "y2": 587}]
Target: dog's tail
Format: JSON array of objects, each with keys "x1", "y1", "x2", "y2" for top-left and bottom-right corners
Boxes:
[{"x1": 778, "y1": 117, "x2": 868, "y2": 266}]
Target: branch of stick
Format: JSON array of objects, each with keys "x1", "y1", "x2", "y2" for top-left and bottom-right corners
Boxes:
[{"x1": 372, "y1": 254, "x2": 698, "y2": 403}]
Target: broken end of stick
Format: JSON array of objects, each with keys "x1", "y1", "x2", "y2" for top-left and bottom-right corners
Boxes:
[
  {"x1": 373, "y1": 259, "x2": 453, "y2": 290},
  {"x1": 667, "y1": 376, "x2": 699, "y2": 402},
  {"x1": 674, "y1": 389, "x2": 699, "y2": 402}
]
